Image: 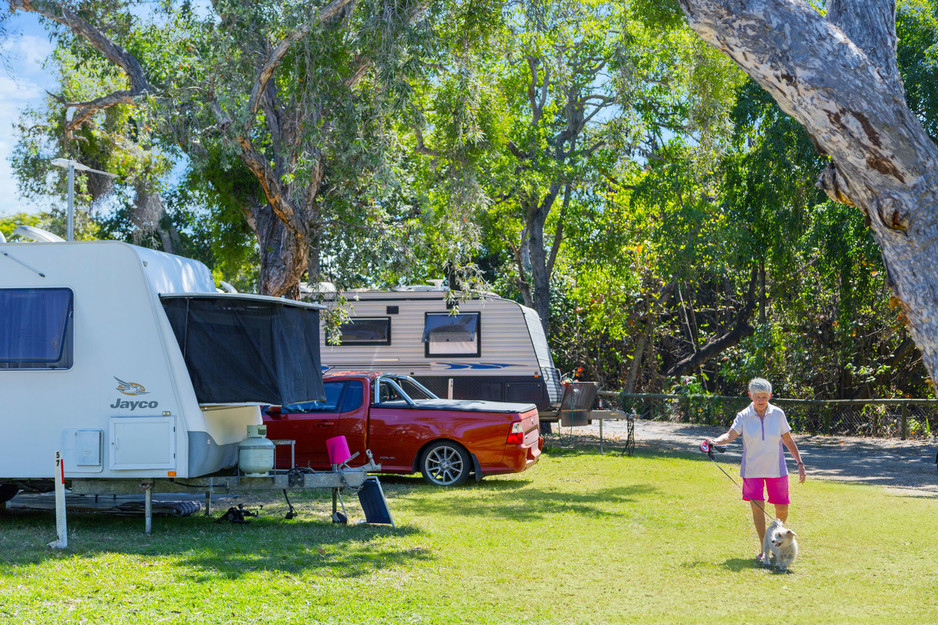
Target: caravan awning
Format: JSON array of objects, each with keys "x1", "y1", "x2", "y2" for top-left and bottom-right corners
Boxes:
[{"x1": 161, "y1": 294, "x2": 324, "y2": 406}]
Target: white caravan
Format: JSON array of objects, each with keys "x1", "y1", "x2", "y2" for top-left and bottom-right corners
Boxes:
[
  {"x1": 0, "y1": 240, "x2": 332, "y2": 499},
  {"x1": 319, "y1": 286, "x2": 564, "y2": 416}
]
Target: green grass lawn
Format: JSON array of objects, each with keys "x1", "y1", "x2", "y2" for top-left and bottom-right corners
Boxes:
[{"x1": 1, "y1": 446, "x2": 936, "y2": 624}]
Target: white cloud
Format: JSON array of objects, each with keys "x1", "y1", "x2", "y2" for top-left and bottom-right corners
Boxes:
[{"x1": 0, "y1": 20, "x2": 58, "y2": 217}]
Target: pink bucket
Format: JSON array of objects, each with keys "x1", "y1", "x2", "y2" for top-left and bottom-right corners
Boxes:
[{"x1": 326, "y1": 435, "x2": 352, "y2": 465}]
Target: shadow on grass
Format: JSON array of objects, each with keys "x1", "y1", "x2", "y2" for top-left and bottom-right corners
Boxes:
[
  {"x1": 399, "y1": 481, "x2": 659, "y2": 522},
  {"x1": 0, "y1": 507, "x2": 427, "y2": 581},
  {"x1": 543, "y1": 443, "x2": 728, "y2": 466},
  {"x1": 371, "y1": 472, "x2": 652, "y2": 522},
  {"x1": 375, "y1": 474, "x2": 537, "y2": 492},
  {"x1": 717, "y1": 557, "x2": 796, "y2": 574},
  {"x1": 174, "y1": 522, "x2": 430, "y2": 582},
  {"x1": 721, "y1": 557, "x2": 763, "y2": 572}
]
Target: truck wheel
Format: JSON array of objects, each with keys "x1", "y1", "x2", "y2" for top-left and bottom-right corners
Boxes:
[
  {"x1": 0, "y1": 484, "x2": 18, "y2": 504},
  {"x1": 420, "y1": 441, "x2": 471, "y2": 487}
]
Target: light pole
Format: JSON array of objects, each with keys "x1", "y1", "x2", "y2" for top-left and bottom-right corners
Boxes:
[{"x1": 50, "y1": 158, "x2": 118, "y2": 241}]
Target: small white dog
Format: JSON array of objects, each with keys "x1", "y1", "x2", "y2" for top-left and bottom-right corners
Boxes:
[{"x1": 761, "y1": 518, "x2": 798, "y2": 571}]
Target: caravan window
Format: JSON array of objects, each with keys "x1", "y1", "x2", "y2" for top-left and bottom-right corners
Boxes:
[
  {"x1": 0, "y1": 288, "x2": 74, "y2": 370},
  {"x1": 423, "y1": 312, "x2": 480, "y2": 357},
  {"x1": 339, "y1": 318, "x2": 391, "y2": 345}
]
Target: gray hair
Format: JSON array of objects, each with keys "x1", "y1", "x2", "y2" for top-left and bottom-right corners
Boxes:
[{"x1": 748, "y1": 378, "x2": 772, "y2": 394}]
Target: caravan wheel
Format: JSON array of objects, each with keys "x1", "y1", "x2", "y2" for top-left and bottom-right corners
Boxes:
[
  {"x1": 420, "y1": 441, "x2": 471, "y2": 487},
  {"x1": 0, "y1": 484, "x2": 18, "y2": 504}
]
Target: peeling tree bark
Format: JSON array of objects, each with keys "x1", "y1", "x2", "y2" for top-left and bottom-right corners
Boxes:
[{"x1": 678, "y1": 0, "x2": 938, "y2": 390}]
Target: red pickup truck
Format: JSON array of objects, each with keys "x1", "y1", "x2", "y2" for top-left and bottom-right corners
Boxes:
[{"x1": 263, "y1": 371, "x2": 542, "y2": 486}]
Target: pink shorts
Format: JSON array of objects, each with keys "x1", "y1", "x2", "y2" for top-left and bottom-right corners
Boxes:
[{"x1": 742, "y1": 476, "x2": 790, "y2": 505}]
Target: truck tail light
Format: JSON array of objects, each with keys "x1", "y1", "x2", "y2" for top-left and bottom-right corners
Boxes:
[{"x1": 506, "y1": 421, "x2": 524, "y2": 445}]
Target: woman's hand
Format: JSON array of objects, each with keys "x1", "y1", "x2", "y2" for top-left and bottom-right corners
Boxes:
[{"x1": 797, "y1": 463, "x2": 806, "y2": 483}]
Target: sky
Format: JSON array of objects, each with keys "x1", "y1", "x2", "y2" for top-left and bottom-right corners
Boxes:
[{"x1": 0, "y1": 11, "x2": 56, "y2": 217}]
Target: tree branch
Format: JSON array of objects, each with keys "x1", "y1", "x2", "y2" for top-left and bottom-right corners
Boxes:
[
  {"x1": 506, "y1": 140, "x2": 528, "y2": 160},
  {"x1": 414, "y1": 125, "x2": 440, "y2": 158},
  {"x1": 11, "y1": 0, "x2": 152, "y2": 138},
  {"x1": 666, "y1": 269, "x2": 758, "y2": 376},
  {"x1": 235, "y1": 135, "x2": 301, "y2": 235},
  {"x1": 677, "y1": 0, "x2": 934, "y2": 207},
  {"x1": 826, "y1": 0, "x2": 902, "y2": 94},
  {"x1": 344, "y1": 55, "x2": 371, "y2": 88},
  {"x1": 546, "y1": 183, "x2": 570, "y2": 278},
  {"x1": 247, "y1": 0, "x2": 355, "y2": 116}
]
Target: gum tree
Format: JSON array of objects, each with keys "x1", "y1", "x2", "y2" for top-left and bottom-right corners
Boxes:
[
  {"x1": 8, "y1": 0, "x2": 440, "y2": 296},
  {"x1": 676, "y1": 0, "x2": 938, "y2": 386}
]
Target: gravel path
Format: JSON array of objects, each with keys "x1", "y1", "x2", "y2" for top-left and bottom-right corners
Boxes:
[{"x1": 554, "y1": 417, "x2": 938, "y2": 497}]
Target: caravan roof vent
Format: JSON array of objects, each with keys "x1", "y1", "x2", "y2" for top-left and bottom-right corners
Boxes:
[
  {"x1": 394, "y1": 282, "x2": 446, "y2": 292},
  {"x1": 299, "y1": 281, "x2": 337, "y2": 296},
  {"x1": 14, "y1": 226, "x2": 65, "y2": 243}
]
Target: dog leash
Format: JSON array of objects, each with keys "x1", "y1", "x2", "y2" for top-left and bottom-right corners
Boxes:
[{"x1": 700, "y1": 441, "x2": 772, "y2": 520}]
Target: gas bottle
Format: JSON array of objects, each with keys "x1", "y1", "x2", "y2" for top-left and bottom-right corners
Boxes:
[{"x1": 238, "y1": 424, "x2": 275, "y2": 477}]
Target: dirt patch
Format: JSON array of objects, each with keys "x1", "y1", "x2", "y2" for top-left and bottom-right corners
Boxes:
[{"x1": 553, "y1": 418, "x2": 938, "y2": 497}]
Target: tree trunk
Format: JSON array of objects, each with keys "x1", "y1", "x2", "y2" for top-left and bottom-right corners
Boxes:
[
  {"x1": 308, "y1": 228, "x2": 322, "y2": 285},
  {"x1": 132, "y1": 182, "x2": 181, "y2": 254},
  {"x1": 512, "y1": 239, "x2": 535, "y2": 309},
  {"x1": 625, "y1": 320, "x2": 653, "y2": 394},
  {"x1": 625, "y1": 282, "x2": 676, "y2": 392},
  {"x1": 758, "y1": 259, "x2": 766, "y2": 325},
  {"x1": 527, "y1": 215, "x2": 551, "y2": 335},
  {"x1": 254, "y1": 208, "x2": 309, "y2": 298},
  {"x1": 522, "y1": 195, "x2": 557, "y2": 336},
  {"x1": 677, "y1": 0, "x2": 938, "y2": 391}
]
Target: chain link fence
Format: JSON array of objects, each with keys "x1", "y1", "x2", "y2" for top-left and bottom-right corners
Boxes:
[{"x1": 603, "y1": 392, "x2": 938, "y2": 440}]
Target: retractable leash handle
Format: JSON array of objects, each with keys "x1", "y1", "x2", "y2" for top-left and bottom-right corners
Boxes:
[{"x1": 699, "y1": 440, "x2": 727, "y2": 457}]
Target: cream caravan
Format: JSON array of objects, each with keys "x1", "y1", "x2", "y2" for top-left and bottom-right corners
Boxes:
[{"x1": 319, "y1": 286, "x2": 564, "y2": 415}]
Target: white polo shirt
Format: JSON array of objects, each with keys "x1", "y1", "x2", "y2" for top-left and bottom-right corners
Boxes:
[{"x1": 731, "y1": 403, "x2": 791, "y2": 478}]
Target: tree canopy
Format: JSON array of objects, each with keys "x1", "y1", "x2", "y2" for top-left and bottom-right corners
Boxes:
[{"x1": 4, "y1": 0, "x2": 935, "y2": 399}]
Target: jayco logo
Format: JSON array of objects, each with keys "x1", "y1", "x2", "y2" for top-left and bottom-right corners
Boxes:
[
  {"x1": 110, "y1": 398, "x2": 160, "y2": 410},
  {"x1": 115, "y1": 377, "x2": 149, "y2": 396},
  {"x1": 111, "y1": 377, "x2": 159, "y2": 410}
]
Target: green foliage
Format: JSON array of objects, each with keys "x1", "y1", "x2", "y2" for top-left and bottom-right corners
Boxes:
[
  {"x1": 11, "y1": 9, "x2": 175, "y2": 252},
  {"x1": 629, "y1": 0, "x2": 686, "y2": 30},
  {"x1": 897, "y1": 0, "x2": 938, "y2": 141},
  {"x1": 722, "y1": 80, "x2": 825, "y2": 271},
  {"x1": 0, "y1": 213, "x2": 44, "y2": 241}
]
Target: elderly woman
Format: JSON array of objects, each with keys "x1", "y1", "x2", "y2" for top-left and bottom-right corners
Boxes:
[{"x1": 706, "y1": 378, "x2": 807, "y2": 561}]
